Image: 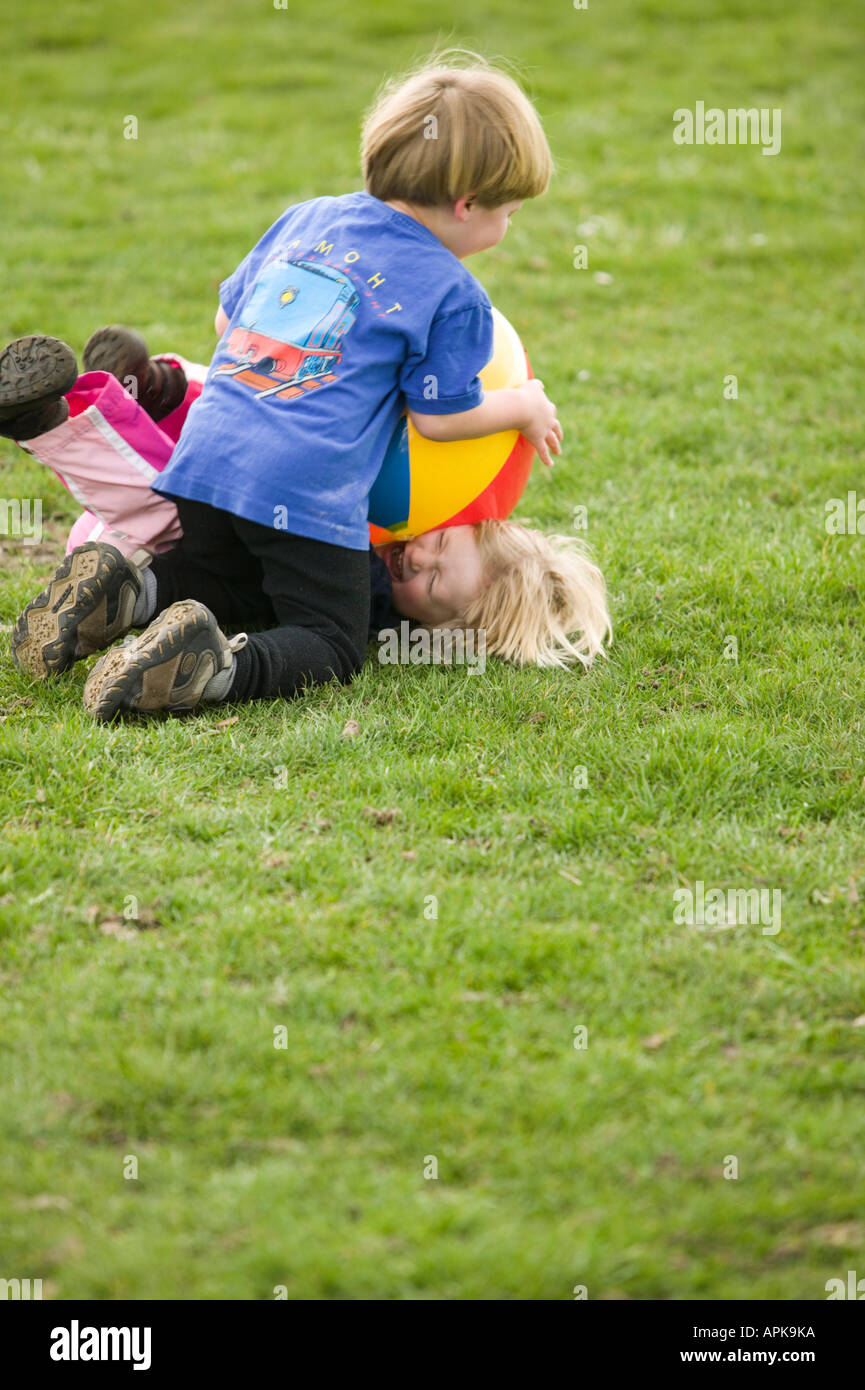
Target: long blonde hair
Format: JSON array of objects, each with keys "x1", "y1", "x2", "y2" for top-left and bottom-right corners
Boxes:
[{"x1": 455, "y1": 519, "x2": 612, "y2": 669}]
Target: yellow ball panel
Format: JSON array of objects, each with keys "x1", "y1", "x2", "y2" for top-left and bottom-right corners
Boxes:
[{"x1": 404, "y1": 307, "x2": 529, "y2": 538}]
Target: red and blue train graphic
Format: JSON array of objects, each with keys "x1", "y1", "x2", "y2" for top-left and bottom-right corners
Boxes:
[{"x1": 216, "y1": 257, "x2": 359, "y2": 401}]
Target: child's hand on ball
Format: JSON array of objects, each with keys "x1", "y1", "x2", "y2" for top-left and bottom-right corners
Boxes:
[{"x1": 516, "y1": 379, "x2": 563, "y2": 467}]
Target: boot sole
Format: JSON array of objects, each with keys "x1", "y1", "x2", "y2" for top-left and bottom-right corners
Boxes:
[
  {"x1": 11, "y1": 543, "x2": 139, "y2": 679},
  {"x1": 0, "y1": 336, "x2": 78, "y2": 419},
  {"x1": 82, "y1": 325, "x2": 149, "y2": 380},
  {"x1": 83, "y1": 601, "x2": 219, "y2": 722}
]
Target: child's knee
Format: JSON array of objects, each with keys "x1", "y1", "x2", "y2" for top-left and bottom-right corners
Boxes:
[{"x1": 337, "y1": 639, "x2": 366, "y2": 683}]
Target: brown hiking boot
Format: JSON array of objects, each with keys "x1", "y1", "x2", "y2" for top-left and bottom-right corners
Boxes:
[
  {"x1": 12, "y1": 542, "x2": 143, "y2": 679},
  {"x1": 83, "y1": 601, "x2": 247, "y2": 722},
  {"x1": 83, "y1": 325, "x2": 187, "y2": 421},
  {"x1": 0, "y1": 335, "x2": 77, "y2": 439}
]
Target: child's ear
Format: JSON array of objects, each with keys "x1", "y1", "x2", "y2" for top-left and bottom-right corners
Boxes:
[{"x1": 546, "y1": 567, "x2": 568, "y2": 616}]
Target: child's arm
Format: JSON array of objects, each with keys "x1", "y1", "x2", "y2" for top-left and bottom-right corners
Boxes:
[
  {"x1": 215, "y1": 304, "x2": 229, "y2": 337},
  {"x1": 409, "y1": 379, "x2": 563, "y2": 467}
]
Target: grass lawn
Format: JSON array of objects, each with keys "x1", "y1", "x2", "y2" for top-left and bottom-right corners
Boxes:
[{"x1": 1, "y1": 0, "x2": 864, "y2": 1300}]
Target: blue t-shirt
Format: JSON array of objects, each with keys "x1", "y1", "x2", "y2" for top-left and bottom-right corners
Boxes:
[{"x1": 152, "y1": 192, "x2": 494, "y2": 550}]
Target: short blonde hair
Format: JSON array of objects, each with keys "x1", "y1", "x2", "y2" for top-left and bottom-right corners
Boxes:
[
  {"x1": 452, "y1": 520, "x2": 613, "y2": 669},
  {"x1": 361, "y1": 49, "x2": 553, "y2": 208}
]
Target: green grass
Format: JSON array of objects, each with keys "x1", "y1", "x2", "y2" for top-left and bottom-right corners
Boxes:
[{"x1": 2, "y1": 0, "x2": 865, "y2": 1299}]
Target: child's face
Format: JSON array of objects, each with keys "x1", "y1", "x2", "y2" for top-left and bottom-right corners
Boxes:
[
  {"x1": 378, "y1": 525, "x2": 485, "y2": 624},
  {"x1": 387, "y1": 197, "x2": 522, "y2": 260},
  {"x1": 449, "y1": 197, "x2": 523, "y2": 259}
]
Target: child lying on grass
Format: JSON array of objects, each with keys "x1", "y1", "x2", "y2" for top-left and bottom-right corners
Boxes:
[
  {"x1": 0, "y1": 328, "x2": 611, "y2": 679},
  {"x1": 0, "y1": 52, "x2": 611, "y2": 718}
]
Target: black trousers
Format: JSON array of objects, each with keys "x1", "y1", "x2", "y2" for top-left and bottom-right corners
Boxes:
[{"x1": 148, "y1": 498, "x2": 370, "y2": 702}]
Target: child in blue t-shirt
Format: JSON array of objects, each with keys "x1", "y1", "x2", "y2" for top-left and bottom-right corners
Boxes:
[{"x1": 13, "y1": 54, "x2": 564, "y2": 718}]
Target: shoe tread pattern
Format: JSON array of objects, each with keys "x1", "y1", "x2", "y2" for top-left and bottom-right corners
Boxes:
[
  {"x1": 83, "y1": 601, "x2": 219, "y2": 721},
  {"x1": 11, "y1": 543, "x2": 137, "y2": 678},
  {"x1": 0, "y1": 335, "x2": 78, "y2": 417}
]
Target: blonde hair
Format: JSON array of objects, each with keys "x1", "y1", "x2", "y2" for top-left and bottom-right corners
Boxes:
[
  {"x1": 452, "y1": 519, "x2": 612, "y2": 669},
  {"x1": 361, "y1": 48, "x2": 553, "y2": 208}
]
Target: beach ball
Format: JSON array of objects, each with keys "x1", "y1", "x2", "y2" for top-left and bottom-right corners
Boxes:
[{"x1": 368, "y1": 306, "x2": 535, "y2": 544}]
